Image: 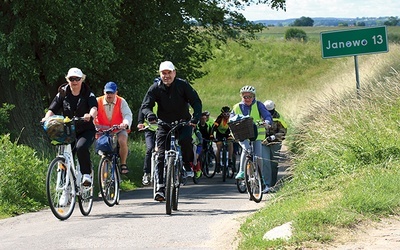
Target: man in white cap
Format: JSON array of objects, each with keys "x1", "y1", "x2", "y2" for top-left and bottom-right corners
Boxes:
[{"x1": 140, "y1": 61, "x2": 202, "y2": 201}]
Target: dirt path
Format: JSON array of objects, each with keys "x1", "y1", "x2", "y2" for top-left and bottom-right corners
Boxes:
[{"x1": 318, "y1": 216, "x2": 400, "y2": 250}]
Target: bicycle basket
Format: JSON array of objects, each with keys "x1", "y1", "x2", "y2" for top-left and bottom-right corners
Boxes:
[
  {"x1": 228, "y1": 117, "x2": 256, "y2": 141},
  {"x1": 43, "y1": 116, "x2": 76, "y2": 145},
  {"x1": 95, "y1": 134, "x2": 115, "y2": 153}
]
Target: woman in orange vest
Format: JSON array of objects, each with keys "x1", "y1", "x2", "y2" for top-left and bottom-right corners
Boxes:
[{"x1": 94, "y1": 82, "x2": 133, "y2": 174}]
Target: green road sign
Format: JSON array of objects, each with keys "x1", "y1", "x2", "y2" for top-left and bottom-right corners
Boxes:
[{"x1": 320, "y1": 26, "x2": 388, "y2": 58}]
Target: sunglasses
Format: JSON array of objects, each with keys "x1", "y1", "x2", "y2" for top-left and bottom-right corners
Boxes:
[
  {"x1": 106, "y1": 92, "x2": 115, "y2": 95},
  {"x1": 242, "y1": 95, "x2": 254, "y2": 99},
  {"x1": 68, "y1": 77, "x2": 81, "y2": 82}
]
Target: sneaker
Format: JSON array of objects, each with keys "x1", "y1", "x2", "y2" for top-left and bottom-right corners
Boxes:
[
  {"x1": 154, "y1": 189, "x2": 165, "y2": 202},
  {"x1": 235, "y1": 171, "x2": 245, "y2": 180},
  {"x1": 185, "y1": 170, "x2": 194, "y2": 177},
  {"x1": 215, "y1": 164, "x2": 221, "y2": 173},
  {"x1": 195, "y1": 170, "x2": 202, "y2": 178},
  {"x1": 142, "y1": 173, "x2": 151, "y2": 186},
  {"x1": 59, "y1": 189, "x2": 70, "y2": 206},
  {"x1": 82, "y1": 174, "x2": 92, "y2": 187},
  {"x1": 262, "y1": 186, "x2": 270, "y2": 194}
]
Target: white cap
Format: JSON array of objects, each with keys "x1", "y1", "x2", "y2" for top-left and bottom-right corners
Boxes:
[
  {"x1": 264, "y1": 100, "x2": 275, "y2": 110},
  {"x1": 159, "y1": 61, "x2": 175, "y2": 72},
  {"x1": 66, "y1": 67, "x2": 83, "y2": 78}
]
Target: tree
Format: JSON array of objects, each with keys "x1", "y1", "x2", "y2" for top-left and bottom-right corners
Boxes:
[
  {"x1": 284, "y1": 28, "x2": 307, "y2": 42},
  {"x1": 384, "y1": 16, "x2": 399, "y2": 26},
  {"x1": 292, "y1": 16, "x2": 314, "y2": 26},
  {"x1": 0, "y1": 0, "x2": 286, "y2": 149}
]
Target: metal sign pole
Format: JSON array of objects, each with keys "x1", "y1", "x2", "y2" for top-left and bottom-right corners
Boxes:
[{"x1": 354, "y1": 55, "x2": 360, "y2": 99}]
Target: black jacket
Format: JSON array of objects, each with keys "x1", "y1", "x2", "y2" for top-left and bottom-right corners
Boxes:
[
  {"x1": 48, "y1": 83, "x2": 97, "y2": 134},
  {"x1": 141, "y1": 77, "x2": 202, "y2": 124}
]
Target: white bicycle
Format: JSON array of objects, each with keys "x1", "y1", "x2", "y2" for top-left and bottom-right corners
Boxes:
[{"x1": 43, "y1": 116, "x2": 94, "y2": 220}]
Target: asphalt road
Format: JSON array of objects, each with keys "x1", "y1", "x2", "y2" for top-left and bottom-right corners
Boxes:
[{"x1": 0, "y1": 173, "x2": 272, "y2": 250}]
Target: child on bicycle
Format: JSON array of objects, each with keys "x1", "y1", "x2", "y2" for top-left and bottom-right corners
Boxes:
[{"x1": 210, "y1": 106, "x2": 234, "y2": 172}]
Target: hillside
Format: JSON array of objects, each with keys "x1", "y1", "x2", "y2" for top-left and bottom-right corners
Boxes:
[{"x1": 254, "y1": 16, "x2": 394, "y2": 27}]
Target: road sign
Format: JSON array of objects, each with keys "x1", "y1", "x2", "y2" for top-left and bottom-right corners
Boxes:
[{"x1": 320, "y1": 26, "x2": 388, "y2": 58}]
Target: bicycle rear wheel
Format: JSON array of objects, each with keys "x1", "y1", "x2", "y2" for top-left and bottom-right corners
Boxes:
[
  {"x1": 98, "y1": 156, "x2": 119, "y2": 207},
  {"x1": 78, "y1": 166, "x2": 94, "y2": 216},
  {"x1": 244, "y1": 158, "x2": 263, "y2": 203},
  {"x1": 46, "y1": 157, "x2": 76, "y2": 220},
  {"x1": 165, "y1": 157, "x2": 175, "y2": 215}
]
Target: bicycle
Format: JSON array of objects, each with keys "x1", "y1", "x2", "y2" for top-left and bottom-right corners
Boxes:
[
  {"x1": 96, "y1": 125, "x2": 122, "y2": 207},
  {"x1": 199, "y1": 139, "x2": 216, "y2": 178},
  {"x1": 43, "y1": 116, "x2": 94, "y2": 220},
  {"x1": 228, "y1": 116, "x2": 263, "y2": 203},
  {"x1": 159, "y1": 120, "x2": 192, "y2": 215},
  {"x1": 219, "y1": 137, "x2": 235, "y2": 182},
  {"x1": 138, "y1": 124, "x2": 158, "y2": 200}
]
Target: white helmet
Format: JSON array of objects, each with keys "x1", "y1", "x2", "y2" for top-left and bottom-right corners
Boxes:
[
  {"x1": 264, "y1": 100, "x2": 275, "y2": 110},
  {"x1": 240, "y1": 85, "x2": 256, "y2": 94}
]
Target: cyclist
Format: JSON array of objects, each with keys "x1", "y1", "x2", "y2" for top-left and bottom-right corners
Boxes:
[
  {"x1": 192, "y1": 125, "x2": 203, "y2": 178},
  {"x1": 262, "y1": 100, "x2": 288, "y2": 193},
  {"x1": 140, "y1": 61, "x2": 202, "y2": 201},
  {"x1": 210, "y1": 106, "x2": 235, "y2": 172},
  {"x1": 231, "y1": 86, "x2": 272, "y2": 187},
  {"x1": 137, "y1": 103, "x2": 157, "y2": 185},
  {"x1": 94, "y1": 82, "x2": 133, "y2": 175},
  {"x1": 41, "y1": 67, "x2": 98, "y2": 187},
  {"x1": 198, "y1": 111, "x2": 213, "y2": 150}
]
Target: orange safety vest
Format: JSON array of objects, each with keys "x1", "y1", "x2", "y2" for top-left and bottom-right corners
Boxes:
[{"x1": 95, "y1": 95, "x2": 126, "y2": 131}]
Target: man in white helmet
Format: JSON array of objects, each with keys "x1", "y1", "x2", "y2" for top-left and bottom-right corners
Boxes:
[{"x1": 262, "y1": 100, "x2": 288, "y2": 193}]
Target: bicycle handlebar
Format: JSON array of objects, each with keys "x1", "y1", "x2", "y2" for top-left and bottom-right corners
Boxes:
[{"x1": 96, "y1": 125, "x2": 121, "y2": 134}]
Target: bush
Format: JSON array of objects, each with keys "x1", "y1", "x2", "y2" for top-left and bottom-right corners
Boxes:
[
  {"x1": 0, "y1": 134, "x2": 47, "y2": 215},
  {"x1": 0, "y1": 103, "x2": 15, "y2": 135},
  {"x1": 285, "y1": 28, "x2": 308, "y2": 42}
]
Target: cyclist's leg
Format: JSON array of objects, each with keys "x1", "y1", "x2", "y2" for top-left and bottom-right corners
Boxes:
[
  {"x1": 143, "y1": 130, "x2": 155, "y2": 184},
  {"x1": 236, "y1": 140, "x2": 249, "y2": 179},
  {"x1": 228, "y1": 140, "x2": 234, "y2": 166},
  {"x1": 75, "y1": 130, "x2": 96, "y2": 185},
  {"x1": 155, "y1": 128, "x2": 167, "y2": 201},
  {"x1": 270, "y1": 143, "x2": 282, "y2": 186},
  {"x1": 261, "y1": 143, "x2": 273, "y2": 193},
  {"x1": 178, "y1": 125, "x2": 195, "y2": 172},
  {"x1": 117, "y1": 130, "x2": 129, "y2": 174}
]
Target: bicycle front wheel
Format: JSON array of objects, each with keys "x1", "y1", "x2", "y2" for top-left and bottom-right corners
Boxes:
[
  {"x1": 98, "y1": 156, "x2": 119, "y2": 207},
  {"x1": 236, "y1": 179, "x2": 247, "y2": 193},
  {"x1": 78, "y1": 166, "x2": 94, "y2": 216},
  {"x1": 46, "y1": 157, "x2": 76, "y2": 220},
  {"x1": 201, "y1": 150, "x2": 216, "y2": 178},
  {"x1": 244, "y1": 158, "x2": 263, "y2": 203},
  {"x1": 172, "y1": 159, "x2": 181, "y2": 210},
  {"x1": 165, "y1": 156, "x2": 175, "y2": 215}
]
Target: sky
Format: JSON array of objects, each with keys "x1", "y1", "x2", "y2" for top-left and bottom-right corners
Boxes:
[{"x1": 239, "y1": 0, "x2": 400, "y2": 21}]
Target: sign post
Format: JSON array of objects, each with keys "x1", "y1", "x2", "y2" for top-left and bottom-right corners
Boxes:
[{"x1": 320, "y1": 26, "x2": 389, "y2": 97}]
